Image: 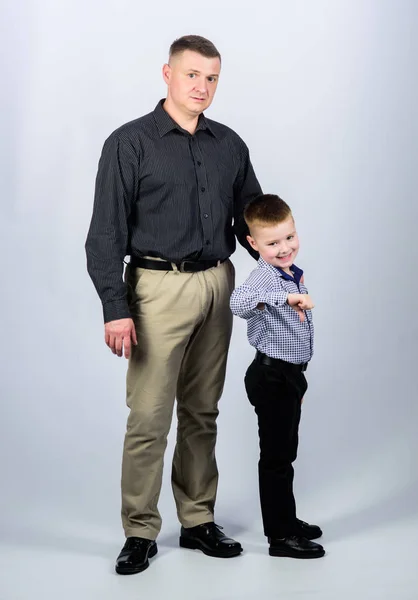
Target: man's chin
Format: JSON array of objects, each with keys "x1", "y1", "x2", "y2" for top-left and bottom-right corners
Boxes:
[{"x1": 188, "y1": 100, "x2": 209, "y2": 112}]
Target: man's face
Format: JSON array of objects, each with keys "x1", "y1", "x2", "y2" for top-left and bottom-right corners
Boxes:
[
  {"x1": 163, "y1": 50, "x2": 221, "y2": 116},
  {"x1": 247, "y1": 217, "x2": 300, "y2": 271}
]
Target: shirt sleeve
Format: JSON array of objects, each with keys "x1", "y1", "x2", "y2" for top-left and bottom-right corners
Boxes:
[
  {"x1": 230, "y1": 268, "x2": 288, "y2": 319},
  {"x1": 85, "y1": 133, "x2": 139, "y2": 323},
  {"x1": 232, "y1": 139, "x2": 262, "y2": 260}
]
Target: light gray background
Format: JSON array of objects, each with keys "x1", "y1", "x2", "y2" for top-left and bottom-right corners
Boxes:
[{"x1": 1, "y1": 1, "x2": 417, "y2": 599}]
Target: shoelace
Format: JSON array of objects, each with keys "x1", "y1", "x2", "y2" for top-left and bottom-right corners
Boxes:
[
  {"x1": 205, "y1": 523, "x2": 225, "y2": 537},
  {"x1": 125, "y1": 537, "x2": 152, "y2": 550}
]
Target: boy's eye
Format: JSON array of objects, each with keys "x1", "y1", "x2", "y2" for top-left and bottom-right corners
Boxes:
[
  {"x1": 287, "y1": 236, "x2": 294, "y2": 241},
  {"x1": 268, "y1": 242, "x2": 277, "y2": 246}
]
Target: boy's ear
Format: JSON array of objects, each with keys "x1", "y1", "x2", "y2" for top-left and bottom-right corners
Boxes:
[{"x1": 246, "y1": 235, "x2": 258, "y2": 250}]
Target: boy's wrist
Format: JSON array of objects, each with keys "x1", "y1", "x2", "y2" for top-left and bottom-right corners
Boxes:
[{"x1": 287, "y1": 293, "x2": 299, "y2": 306}]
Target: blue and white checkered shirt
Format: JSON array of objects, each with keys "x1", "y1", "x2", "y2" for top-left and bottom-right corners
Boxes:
[{"x1": 230, "y1": 257, "x2": 314, "y2": 364}]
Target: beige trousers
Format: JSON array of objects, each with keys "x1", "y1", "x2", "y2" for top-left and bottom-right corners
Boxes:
[{"x1": 121, "y1": 259, "x2": 235, "y2": 540}]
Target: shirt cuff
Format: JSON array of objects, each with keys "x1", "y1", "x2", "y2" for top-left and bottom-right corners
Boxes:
[
  {"x1": 103, "y1": 299, "x2": 132, "y2": 323},
  {"x1": 264, "y1": 290, "x2": 288, "y2": 308}
]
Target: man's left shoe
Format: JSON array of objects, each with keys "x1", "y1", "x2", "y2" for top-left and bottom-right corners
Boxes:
[
  {"x1": 294, "y1": 518, "x2": 323, "y2": 540},
  {"x1": 180, "y1": 522, "x2": 243, "y2": 558}
]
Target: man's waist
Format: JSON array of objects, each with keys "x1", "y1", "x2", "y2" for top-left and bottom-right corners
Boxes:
[{"x1": 129, "y1": 255, "x2": 228, "y2": 273}]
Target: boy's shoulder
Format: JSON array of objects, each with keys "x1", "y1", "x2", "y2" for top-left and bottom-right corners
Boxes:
[{"x1": 242, "y1": 259, "x2": 280, "y2": 287}]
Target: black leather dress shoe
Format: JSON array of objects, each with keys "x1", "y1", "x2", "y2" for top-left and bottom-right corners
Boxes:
[
  {"x1": 269, "y1": 536, "x2": 325, "y2": 558},
  {"x1": 180, "y1": 523, "x2": 243, "y2": 558},
  {"x1": 294, "y1": 518, "x2": 323, "y2": 540},
  {"x1": 115, "y1": 537, "x2": 158, "y2": 574}
]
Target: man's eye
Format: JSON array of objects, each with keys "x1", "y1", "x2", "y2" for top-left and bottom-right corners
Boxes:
[
  {"x1": 287, "y1": 236, "x2": 294, "y2": 240},
  {"x1": 188, "y1": 73, "x2": 196, "y2": 78},
  {"x1": 208, "y1": 77, "x2": 216, "y2": 83}
]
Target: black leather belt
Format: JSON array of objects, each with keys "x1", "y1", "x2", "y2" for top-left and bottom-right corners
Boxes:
[
  {"x1": 129, "y1": 256, "x2": 227, "y2": 273},
  {"x1": 256, "y1": 351, "x2": 308, "y2": 372}
]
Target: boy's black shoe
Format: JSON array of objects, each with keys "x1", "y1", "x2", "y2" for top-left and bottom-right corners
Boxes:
[
  {"x1": 115, "y1": 537, "x2": 158, "y2": 574},
  {"x1": 295, "y1": 518, "x2": 323, "y2": 540},
  {"x1": 180, "y1": 522, "x2": 243, "y2": 558},
  {"x1": 269, "y1": 536, "x2": 325, "y2": 559}
]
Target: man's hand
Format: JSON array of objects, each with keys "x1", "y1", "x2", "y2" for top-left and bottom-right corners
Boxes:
[
  {"x1": 104, "y1": 318, "x2": 137, "y2": 359},
  {"x1": 287, "y1": 293, "x2": 315, "y2": 322}
]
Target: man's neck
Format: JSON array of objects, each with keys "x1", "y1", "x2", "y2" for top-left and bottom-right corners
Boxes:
[{"x1": 163, "y1": 98, "x2": 199, "y2": 135}]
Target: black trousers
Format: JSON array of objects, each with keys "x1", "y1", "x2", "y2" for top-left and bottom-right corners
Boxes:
[{"x1": 244, "y1": 352, "x2": 308, "y2": 538}]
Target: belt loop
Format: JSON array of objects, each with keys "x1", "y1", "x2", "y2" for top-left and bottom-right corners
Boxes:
[{"x1": 171, "y1": 262, "x2": 180, "y2": 273}]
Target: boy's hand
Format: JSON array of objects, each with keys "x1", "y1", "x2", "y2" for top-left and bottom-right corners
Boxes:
[{"x1": 287, "y1": 293, "x2": 315, "y2": 322}]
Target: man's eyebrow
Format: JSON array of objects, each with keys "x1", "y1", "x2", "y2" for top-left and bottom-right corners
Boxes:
[{"x1": 187, "y1": 69, "x2": 219, "y2": 77}]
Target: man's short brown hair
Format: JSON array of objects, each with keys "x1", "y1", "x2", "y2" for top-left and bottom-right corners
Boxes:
[
  {"x1": 169, "y1": 35, "x2": 221, "y2": 62},
  {"x1": 244, "y1": 194, "x2": 292, "y2": 228}
]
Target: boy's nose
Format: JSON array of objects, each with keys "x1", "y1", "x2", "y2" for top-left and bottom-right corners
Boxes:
[{"x1": 277, "y1": 244, "x2": 289, "y2": 256}]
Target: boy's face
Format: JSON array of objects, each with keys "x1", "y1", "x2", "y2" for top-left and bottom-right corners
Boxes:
[{"x1": 247, "y1": 217, "x2": 300, "y2": 272}]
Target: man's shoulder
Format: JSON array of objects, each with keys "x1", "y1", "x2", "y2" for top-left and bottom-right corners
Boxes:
[
  {"x1": 205, "y1": 117, "x2": 248, "y2": 148},
  {"x1": 106, "y1": 111, "x2": 155, "y2": 143}
]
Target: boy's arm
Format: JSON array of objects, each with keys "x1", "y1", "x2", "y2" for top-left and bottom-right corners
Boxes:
[
  {"x1": 230, "y1": 271, "x2": 314, "y2": 321},
  {"x1": 230, "y1": 270, "x2": 288, "y2": 319}
]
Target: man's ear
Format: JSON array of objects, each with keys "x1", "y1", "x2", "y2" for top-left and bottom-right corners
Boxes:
[
  {"x1": 162, "y1": 63, "x2": 171, "y2": 85},
  {"x1": 246, "y1": 235, "x2": 258, "y2": 251}
]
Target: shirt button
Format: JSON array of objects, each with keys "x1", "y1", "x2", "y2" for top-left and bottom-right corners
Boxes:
[
  {"x1": 204, "y1": 213, "x2": 209, "y2": 219},
  {"x1": 201, "y1": 186, "x2": 206, "y2": 192}
]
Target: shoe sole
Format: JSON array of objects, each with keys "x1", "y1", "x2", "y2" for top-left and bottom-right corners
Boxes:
[
  {"x1": 179, "y1": 536, "x2": 242, "y2": 558},
  {"x1": 115, "y1": 544, "x2": 158, "y2": 575},
  {"x1": 269, "y1": 548, "x2": 325, "y2": 559}
]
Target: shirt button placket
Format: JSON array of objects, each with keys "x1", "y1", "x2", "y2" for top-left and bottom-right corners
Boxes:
[{"x1": 191, "y1": 136, "x2": 211, "y2": 249}]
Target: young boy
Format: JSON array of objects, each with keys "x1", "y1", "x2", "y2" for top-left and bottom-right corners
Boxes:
[{"x1": 230, "y1": 194, "x2": 325, "y2": 559}]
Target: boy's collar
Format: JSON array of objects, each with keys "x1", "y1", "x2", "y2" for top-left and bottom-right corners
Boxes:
[{"x1": 258, "y1": 256, "x2": 304, "y2": 282}]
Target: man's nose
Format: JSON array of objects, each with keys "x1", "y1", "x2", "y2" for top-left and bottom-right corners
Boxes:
[{"x1": 195, "y1": 77, "x2": 208, "y2": 94}]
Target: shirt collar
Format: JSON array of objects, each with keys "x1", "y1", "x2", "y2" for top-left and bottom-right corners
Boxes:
[
  {"x1": 258, "y1": 256, "x2": 304, "y2": 284},
  {"x1": 153, "y1": 99, "x2": 216, "y2": 138}
]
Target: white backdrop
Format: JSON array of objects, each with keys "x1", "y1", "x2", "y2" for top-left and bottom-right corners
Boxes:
[{"x1": 1, "y1": 0, "x2": 417, "y2": 578}]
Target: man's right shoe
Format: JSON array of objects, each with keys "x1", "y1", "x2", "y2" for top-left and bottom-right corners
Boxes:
[
  {"x1": 115, "y1": 537, "x2": 158, "y2": 574},
  {"x1": 180, "y1": 522, "x2": 243, "y2": 558},
  {"x1": 269, "y1": 536, "x2": 325, "y2": 559}
]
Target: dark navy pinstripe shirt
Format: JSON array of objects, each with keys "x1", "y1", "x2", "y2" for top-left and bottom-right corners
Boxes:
[{"x1": 86, "y1": 100, "x2": 262, "y2": 322}]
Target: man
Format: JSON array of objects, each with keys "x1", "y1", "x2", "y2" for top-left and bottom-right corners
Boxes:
[{"x1": 85, "y1": 35, "x2": 261, "y2": 574}]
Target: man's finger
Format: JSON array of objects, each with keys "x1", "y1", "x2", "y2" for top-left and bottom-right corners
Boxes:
[
  {"x1": 132, "y1": 327, "x2": 138, "y2": 346},
  {"x1": 124, "y1": 335, "x2": 132, "y2": 359},
  {"x1": 115, "y1": 336, "x2": 123, "y2": 357}
]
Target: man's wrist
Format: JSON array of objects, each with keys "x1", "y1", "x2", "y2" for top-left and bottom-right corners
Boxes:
[{"x1": 103, "y1": 299, "x2": 132, "y2": 323}]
